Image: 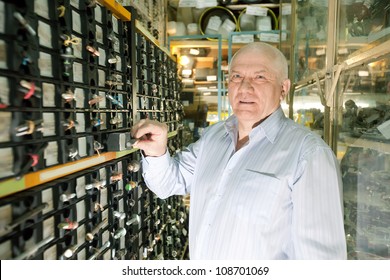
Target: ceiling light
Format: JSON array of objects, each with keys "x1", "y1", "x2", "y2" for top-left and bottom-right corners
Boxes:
[{"x1": 179, "y1": 55, "x2": 191, "y2": 66}]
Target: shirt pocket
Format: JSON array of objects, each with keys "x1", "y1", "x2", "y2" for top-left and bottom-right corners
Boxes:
[{"x1": 234, "y1": 169, "x2": 283, "y2": 227}]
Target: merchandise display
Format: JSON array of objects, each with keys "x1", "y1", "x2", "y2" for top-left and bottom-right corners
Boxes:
[
  {"x1": 291, "y1": 0, "x2": 390, "y2": 260},
  {"x1": 0, "y1": 0, "x2": 187, "y2": 260},
  {"x1": 0, "y1": 0, "x2": 389, "y2": 261}
]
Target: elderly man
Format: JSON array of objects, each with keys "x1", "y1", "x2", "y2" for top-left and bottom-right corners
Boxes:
[{"x1": 131, "y1": 42, "x2": 347, "y2": 259}]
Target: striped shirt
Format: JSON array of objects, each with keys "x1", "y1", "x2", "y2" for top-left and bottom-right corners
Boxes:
[{"x1": 142, "y1": 107, "x2": 347, "y2": 259}]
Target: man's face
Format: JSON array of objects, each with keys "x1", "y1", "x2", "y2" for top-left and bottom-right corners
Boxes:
[{"x1": 228, "y1": 49, "x2": 289, "y2": 125}]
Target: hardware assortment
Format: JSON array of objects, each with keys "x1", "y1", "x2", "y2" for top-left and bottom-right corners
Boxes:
[{"x1": 0, "y1": 0, "x2": 187, "y2": 260}]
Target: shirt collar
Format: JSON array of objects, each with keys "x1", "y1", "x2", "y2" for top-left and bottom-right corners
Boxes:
[{"x1": 224, "y1": 107, "x2": 287, "y2": 144}]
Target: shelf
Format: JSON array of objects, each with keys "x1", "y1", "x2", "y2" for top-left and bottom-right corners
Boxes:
[
  {"x1": 341, "y1": 135, "x2": 390, "y2": 154},
  {"x1": 0, "y1": 130, "x2": 178, "y2": 199},
  {"x1": 97, "y1": 0, "x2": 131, "y2": 21},
  {"x1": 135, "y1": 20, "x2": 174, "y2": 59},
  {"x1": 226, "y1": 3, "x2": 279, "y2": 10}
]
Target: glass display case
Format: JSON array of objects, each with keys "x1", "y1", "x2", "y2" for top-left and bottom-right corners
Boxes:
[
  {"x1": 337, "y1": 0, "x2": 390, "y2": 260},
  {"x1": 291, "y1": 0, "x2": 390, "y2": 259},
  {"x1": 290, "y1": 0, "x2": 332, "y2": 138}
]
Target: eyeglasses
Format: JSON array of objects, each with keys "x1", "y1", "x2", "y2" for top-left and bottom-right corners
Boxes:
[{"x1": 228, "y1": 73, "x2": 276, "y2": 84}]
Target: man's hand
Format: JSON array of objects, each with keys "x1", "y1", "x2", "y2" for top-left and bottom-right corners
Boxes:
[{"x1": 130, "y1": 119, "x2": 168, "y2": 157}]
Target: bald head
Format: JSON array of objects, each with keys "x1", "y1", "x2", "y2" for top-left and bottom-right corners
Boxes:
[{"x1": 230, "y1": 42, "x2": 289, "y2": 82}]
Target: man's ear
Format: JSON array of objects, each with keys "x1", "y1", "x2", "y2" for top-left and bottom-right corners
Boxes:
[{"x1": 280, "y1": 79, "x2": 291, "y2": 100}]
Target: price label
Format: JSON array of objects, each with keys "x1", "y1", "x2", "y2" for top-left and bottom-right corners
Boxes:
[{"x1": 246, "y1": 6, "x2": 268, "y2": 16}]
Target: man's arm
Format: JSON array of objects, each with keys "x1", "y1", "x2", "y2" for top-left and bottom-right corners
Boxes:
[
  {"x1": 291, "y1": 146, "x2": 347, "y2": 259},
  {"x1": 131, "y1": 119, "x2": 199, "y2": 199}
]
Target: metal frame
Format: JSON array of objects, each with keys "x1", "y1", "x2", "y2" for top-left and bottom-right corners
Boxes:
[{"x1": 168, "y1": 34, "x2": 223, "y2": 121}]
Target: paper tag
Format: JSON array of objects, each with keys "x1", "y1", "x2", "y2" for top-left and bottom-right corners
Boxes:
[
  {"x1": 232, "y1": 34, "x2": 255, "y2": 43},
  {"x1": 259, "y1": 33, "x2": 280, "y2": 43},
  {"x1": 0, "y1": 40, "x2": 5, "y2": 69},
  {"x1": 179, "y1": 0, "x2": 196, "y2": 7},
  {"x1": 247, "y1": 6, "x2": 268, "y2": 17},
  {"x1": 44, "y1": 141, "x2": 58, "y2": 166},
  {"x1": 43, "y1": 112, "x2": 55, "y2": 136},
  {"x1": 42, "y1": 82, "x2": 55, "y2": 107},
  {"x1": 34, "y1": 0, "x2": 50, "y2": 19},
  {"x1": 0, "y1": 2, "x2": 4, "y2": 33},
  {"x1": 38, "y1": 15, "x2": 53, "y2": 48},
  {"x1": 39, "y1": 52, "x2": 53, "y2": 77},
  {"x1": 282, "y1": 4, "x2": 292, "y2": 15},
  {"x1": 196, "y1": 0, "x2": 218, "y2": 9},
  {"x1": 72, "y1": 10, "x2": 81, "y2": 33},
  {"x1": 0, "y1": 76, "x2": 9, "y2": 105}
]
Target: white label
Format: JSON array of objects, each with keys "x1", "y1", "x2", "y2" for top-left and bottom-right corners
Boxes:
[
  {"x1": 72, "y1": 11, "x2": 81, "y2": 33},
  {"x1": 282, "y1": 4, "x2": 292, "y2": 15},
  {"x1": 0, "y1": 2, "x2": 4, "y2": 33},
  {"x1": 196, "y1": 0, "x2": 218, "y2": 8},
  {"x1": 0, "y1": 112, "x2": 11, "y2": 142},
  {"x1": 259, "y1": 33, "x2": 280, "y2": 43},
  {"x1": 76, "y1": 113, "x2": 85, "y2": 133},
  {"x1": 41, "y1": 188, "x2": 53, "y2": 213},
  {"x1": 39, "y1": 52, "x2": 53, "y2": 77},
  {"x1": 75, "y1": 88, "x2": 85, "y2": 109},
  {"x1": 0, "y1": 204, "x2": 12, "y2": 231},
  {"x1": 73, "y1": 40, "x2": 82, "y2": 59},
  {"x1": 247, "y1": 6, "x2": 268, "y2": 17},
  {"x1": 43, "y1": 244, "x2": 56, "y2": 260},
  {"x1": 70, "y1": 0, "x2": 80, "y2": 8},
  {"x1": 42, "y1": 83, "x2": 55, "y2": 107},
  {"x1": 98, "y1": 91, "x2": 106, "y2": 107},
  {"x1": 73, "y1": 62, "x2": 83, "y2": 83},
  {"x1": 233, "y1": 34, "x2": 255, "y2": 43},
  {"x1": 43, "y1": 113, "x2": 55, "y2": 136},
  {"x1": 98, "y1": 69, "x2": 106, "y2": 86},
  {"x1": 44, "y1": 141, "x2": 58, "y2": 166},
  {"x1": 38, "y1": 21, "x2": 52, "y2": 47},
  {"x1": 35, "y1": 0, "x2": 50, "y2": 19},
  {"x1": 95, "y1": 5, "x2": 103, "y2": 23},
  {"x1": 77, "y1": 225, "x2": 86, "y2": 248},
  {"x1": 0, "y1": 40, "x2": 6, "y2": 69},
  {"x1": 99, "y1": 48, "x2": 106, "y2": 66},
  {"x1": 0, "y1": 240, "x2": 12, "y2": 259},
  {"x1": 76, "y1": 200, "x2": 85, "y2": 221},
  {"x1": 0, "y1": 148, "x2": 13, "y2": 177},
  {"x1": 96, "y1": 25, "x2": 103, "y2": 44},
  {"x1": 78, "y1": 137, "x2": 87, "y2": 157},
  {"x1": 43, "y1": 216, "x2": 54, "y2": 239},
  {"x1": 179, "y1": 0, "x2": 196, "y2": 7},
  {"x1": 100, "y1": 185, "x2": 108, "y2": 208},
  {"x1": 76, "y1": 176, "x2": 86, "y2": 197},
  {"x1": 112, "y1": 16, "x2": 119, "y2": 33}
]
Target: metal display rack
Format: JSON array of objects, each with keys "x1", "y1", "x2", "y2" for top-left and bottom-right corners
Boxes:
[{"x1": 0, "y1": 0, "x2": 188, "y2": 260}]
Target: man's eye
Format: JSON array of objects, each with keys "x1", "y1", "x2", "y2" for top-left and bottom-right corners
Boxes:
[
  {"x1": 230, "y1": 74, "x2": 242, "y2": 82},
  {"x1": 254, "y1": 75, "x2": 266, "y2": 81}
]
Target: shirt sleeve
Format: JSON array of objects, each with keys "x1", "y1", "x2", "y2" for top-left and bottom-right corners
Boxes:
[
  {"x1": 290, "y1": 145, "x2": 347, "y2": 259},
  {"x1": 141, "y1": 140, "x2": 200, "y2": 199}
]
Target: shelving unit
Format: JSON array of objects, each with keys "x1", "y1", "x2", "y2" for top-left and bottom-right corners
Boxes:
[
  {"x1": 0, "y1": 0, "x2": 187, "y2": 260},
  {"x1": 168, "y1": 1, "x2": 292, "y2": 126}
]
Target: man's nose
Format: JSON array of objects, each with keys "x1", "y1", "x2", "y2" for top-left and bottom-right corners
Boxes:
[{"x1": 238, "y1": 77, "x2": 253, "y2": 92}]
